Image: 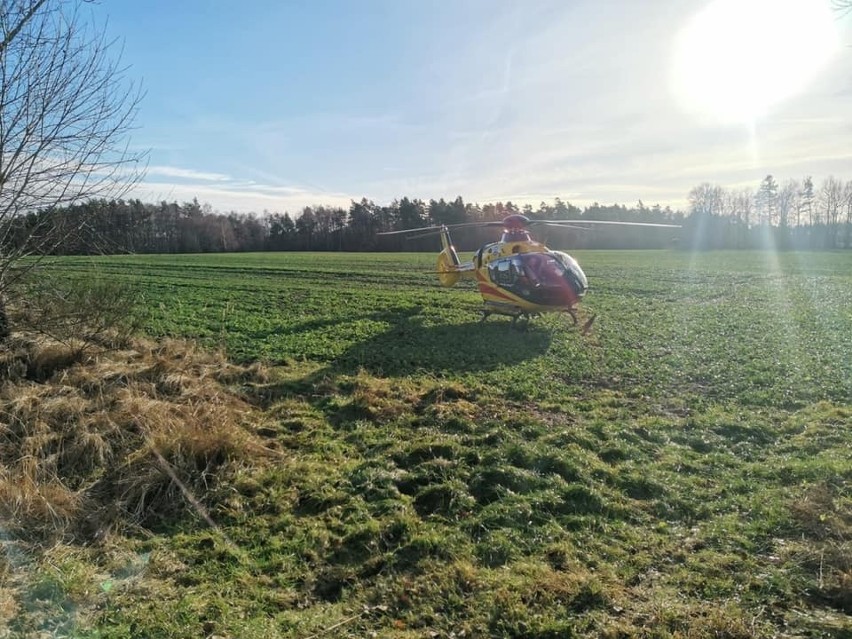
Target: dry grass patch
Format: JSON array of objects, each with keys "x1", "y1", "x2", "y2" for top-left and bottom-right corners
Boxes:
[
  {"x1": 786, "y1": 482, "x2": 852, "y2": 613},
  {"x1": 0, "y1": 586, "x2": 18, "y2": 626},
  {"x1": 0, "y1": 334, "x2": 278, "y2": 544},
  {"x1": 0, "y1": 335, "x2": 87, "y2": 383}
]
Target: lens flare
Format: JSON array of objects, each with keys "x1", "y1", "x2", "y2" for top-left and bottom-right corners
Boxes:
[{"x1": 672, "y1": 0, "x2": 840, "y2": 123}]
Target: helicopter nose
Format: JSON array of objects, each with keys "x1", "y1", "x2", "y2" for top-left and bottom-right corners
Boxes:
[
  {"x1": 550, "y1": 251, "x2": 588, "y2": 298},
  {"x1": 568, "y1": 264, "x2": 588, "y2": 297}
]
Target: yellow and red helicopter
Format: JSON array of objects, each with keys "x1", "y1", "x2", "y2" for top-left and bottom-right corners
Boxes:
[{"x1": 379, "y1": 214, "x2": 680, "y2": 329}]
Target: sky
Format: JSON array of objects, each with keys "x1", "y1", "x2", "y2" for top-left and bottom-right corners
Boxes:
[{"x1": 98, "y1": 0, "x2": 852, "y2": 214}]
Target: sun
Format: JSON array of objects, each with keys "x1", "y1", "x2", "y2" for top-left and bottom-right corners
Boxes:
[{"x1": 672, "y1": 0, "x2": 840, "y2": 123}]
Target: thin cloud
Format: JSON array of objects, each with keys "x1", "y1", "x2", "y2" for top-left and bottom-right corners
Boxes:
[
  {"x1": 130, "y1": 179, "x2": 355, "y2": 214},
  {"x1": 147, "y1": 166, "x2": 232, "y2": 181}
]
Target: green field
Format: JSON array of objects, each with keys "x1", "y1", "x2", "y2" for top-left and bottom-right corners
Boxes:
[
  {"x1": 11, "y1": 250, "x2": 852, "y2": 637},
  {"x1": 68, "y1": 251, "x2": 850, "y2": 405}
]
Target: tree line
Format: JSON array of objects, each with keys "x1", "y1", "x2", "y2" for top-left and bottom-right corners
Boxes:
[
  {"x1": 4, "y1": 197, "x2": 684, "y2": 254},
  {"x1": 685, "y1": 175, "x2": 852, "y2": 250},
  {"x1": 3, "y1": 175, "x2": 852, "y2": 256}
]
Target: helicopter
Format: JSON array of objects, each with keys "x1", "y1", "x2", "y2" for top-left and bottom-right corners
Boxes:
[{"x1": 379, "y1": 214, "x2": 680, "y2": 329}]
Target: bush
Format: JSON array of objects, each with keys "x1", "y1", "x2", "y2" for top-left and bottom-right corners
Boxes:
[{"x1": 9, "y1": 271, "x2": 140, "y2": 350}]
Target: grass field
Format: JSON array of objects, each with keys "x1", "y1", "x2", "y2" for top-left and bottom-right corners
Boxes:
[{"x1": 4, "y1": 250, "x2": 851, "y2": 638}]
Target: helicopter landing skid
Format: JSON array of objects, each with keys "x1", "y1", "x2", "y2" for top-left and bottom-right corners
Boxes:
[
  {"x1": 480, "y1": 304, "x2": 539, "y2": 330},
  {"x1": 479, "y1": 303, "x2": 594, "y2": 334}
]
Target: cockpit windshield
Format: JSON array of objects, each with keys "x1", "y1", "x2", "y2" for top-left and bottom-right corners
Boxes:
[{"x1": 488, "y1": 252, "x2": 587, "y2": 305}]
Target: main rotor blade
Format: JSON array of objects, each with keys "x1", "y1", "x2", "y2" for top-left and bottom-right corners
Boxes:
[
  {"x1": 378, "y1": 218, "x2": 680, "y2": 236},
  {"x1": 403, "y1": 229, "x2": 446, "y2": 239},
  {"x1": 378, "y1": 220, "x2": 505, "y2": 236},
  {"x1": 541, "y1": 220, "x2": 681, "y2": 228},
  {"x1": 535, "y1": 222, "x2": 590, "y2": 232},
  {"x1": 447, "y1": 221, "x2": 505, "y2": 229},
  {"x1": 377, "y1": 226, "x2": 442, "y2": 236}
]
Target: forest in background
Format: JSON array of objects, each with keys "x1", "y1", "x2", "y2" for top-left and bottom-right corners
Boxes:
[{"x1": 4, "y1": 175, "x2": 851, "y2": 255}]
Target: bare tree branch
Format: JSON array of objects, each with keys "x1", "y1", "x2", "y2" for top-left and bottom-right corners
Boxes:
[
  {"x1": 0, "y1": 0, "x2": 146, "y2": 340},
  {"x1": 0, "y1": 0, "x2": 50, "y2": 55}
]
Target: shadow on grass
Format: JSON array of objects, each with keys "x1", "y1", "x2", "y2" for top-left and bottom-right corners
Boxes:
[
  {"x1": 251, "y1": 305, "x2": 555, "y2": 411},
  {"x1": 336, "y1": 321, "x2": 551, "y2": 378},
  {"x1": 328, "y1": 306, "x2": 552, "y2": 377}
]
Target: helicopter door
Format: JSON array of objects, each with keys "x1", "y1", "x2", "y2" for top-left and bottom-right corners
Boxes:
[
  {"x1": 488, "y1": 256, "x2": 534, "y2": 296},
  {"x1": 489, "y1": 258, "x2": 513, "y2": 287}
]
